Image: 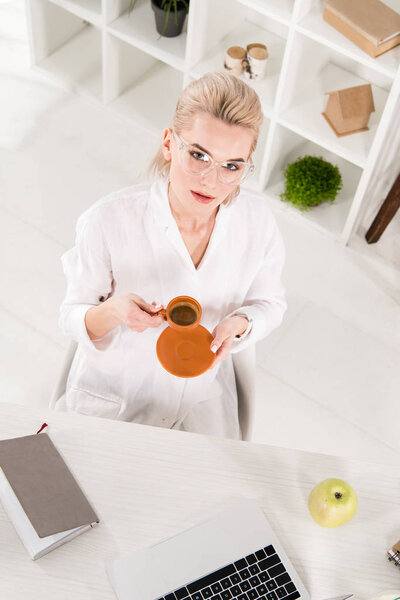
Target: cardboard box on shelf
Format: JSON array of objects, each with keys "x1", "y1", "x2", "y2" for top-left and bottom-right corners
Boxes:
[{"x1": 323, "y1": 0, "x2": 400, "y2": 58}]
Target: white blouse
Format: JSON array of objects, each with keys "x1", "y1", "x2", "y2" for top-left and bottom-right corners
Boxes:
[{"x1": 59, "y1": 176, "x2": 287, "y2": 439}]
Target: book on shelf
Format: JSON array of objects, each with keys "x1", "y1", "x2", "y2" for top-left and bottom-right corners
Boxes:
[
  {"x1": 0, "y1": 432, "x2": 99, "y2": 560},
  {"x1": 323, "y1": 0, "x2": 400, "y2": 58}
]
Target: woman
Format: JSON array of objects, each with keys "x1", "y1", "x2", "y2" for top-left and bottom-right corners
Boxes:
[{"x1": 59, "y1": 71, "x2": 287, "y2": 439}]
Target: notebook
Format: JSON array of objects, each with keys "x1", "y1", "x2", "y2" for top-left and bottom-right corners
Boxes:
[
  {"x1": 0, "y1": 432, "x2": 99, "y2": 559},
  {"x1": 324, "y1": 0, "x2": 400, "y2": 46}
]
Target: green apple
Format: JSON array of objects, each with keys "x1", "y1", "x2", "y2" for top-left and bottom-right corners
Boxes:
[{"x1": 308, "y1": 478, "x2": 357, "y2": 528}]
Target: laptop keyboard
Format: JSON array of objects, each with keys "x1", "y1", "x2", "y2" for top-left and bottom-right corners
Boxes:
[{"x1": 155, "y1": 544, "x2": 301, "y2": 600}]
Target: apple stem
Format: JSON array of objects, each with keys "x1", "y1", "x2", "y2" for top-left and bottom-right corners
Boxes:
[{"x1": 335, "y1": 492, "x2": 342, "y2": 500}]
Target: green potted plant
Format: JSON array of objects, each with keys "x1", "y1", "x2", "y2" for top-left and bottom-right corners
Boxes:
[
  {"x1": 128, "y1": 0, "x2": 190, "y2": 38},
  {"x1": 280, "y1": 155, "x2": 342, "y2": 210}
]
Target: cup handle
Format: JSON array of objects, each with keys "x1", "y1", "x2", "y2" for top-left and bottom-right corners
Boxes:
[{"x1": 157, "y1": 308, "x2": 167, "y2": 320}]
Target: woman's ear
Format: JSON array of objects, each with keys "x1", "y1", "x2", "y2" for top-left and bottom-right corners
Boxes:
[{"x1": 162, "y1": 127, "x2": 172, "y2": 161}]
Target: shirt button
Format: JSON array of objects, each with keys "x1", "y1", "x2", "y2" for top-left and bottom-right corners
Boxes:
[{"x1": 162, "y1": 417, "x2": 168, "y2": 423}]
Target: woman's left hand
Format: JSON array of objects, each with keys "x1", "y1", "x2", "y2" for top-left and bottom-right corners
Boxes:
[{"x1": 209, "y1": 315, "x2": 248, "y2": 367}]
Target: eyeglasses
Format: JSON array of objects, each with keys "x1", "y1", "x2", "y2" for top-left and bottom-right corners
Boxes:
[{"x1": 172, "y1": 129, "x2": 255, "y2": 185}]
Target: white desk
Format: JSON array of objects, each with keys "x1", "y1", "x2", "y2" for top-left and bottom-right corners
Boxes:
[{"x1": 0, "y1": 403, "x2": 399, "y2": 600}]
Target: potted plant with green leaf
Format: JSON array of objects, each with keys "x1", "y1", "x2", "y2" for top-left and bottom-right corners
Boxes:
[
  {"x1": 128, "y1": 0, "x2": 190, "y2": 38},
  {"x1": 280, "y1": 155, "x2": 342, "y2": 211}
]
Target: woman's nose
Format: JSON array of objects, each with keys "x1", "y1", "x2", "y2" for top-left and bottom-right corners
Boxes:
[{"x1": 200, "y1": 165, "x2": 218, "y2": 188}]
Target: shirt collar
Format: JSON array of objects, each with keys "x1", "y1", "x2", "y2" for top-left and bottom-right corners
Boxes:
[
  {"x1": 149, "y1": 176, "x2": 228, "y2": 229},
  {"x1": 149, "y1": 176, "x2": 174, "y2": 228}
]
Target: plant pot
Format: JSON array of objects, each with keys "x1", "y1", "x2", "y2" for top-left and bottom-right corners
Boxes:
[{"x1": 151, "y1": 0, "x2": 188, "y2": 37}]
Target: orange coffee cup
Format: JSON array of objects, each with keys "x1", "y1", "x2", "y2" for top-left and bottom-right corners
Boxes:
[{"x1": 157, "y1": 296, "x2": 201, "y2": 331}]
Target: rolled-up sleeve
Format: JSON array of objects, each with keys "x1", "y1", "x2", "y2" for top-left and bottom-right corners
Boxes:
[
  {"x1": 59, "y1": 207, "x2": 119, "y2": 351},
  {"x1": 226, "y1": 217, "x2": 287, "y2": 353}
]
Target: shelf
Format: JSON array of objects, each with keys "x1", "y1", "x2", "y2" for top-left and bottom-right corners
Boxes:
[
  {"x1": 278, "y1": 77, "x2": 388, "y2": 169},
  {"x1": 106, "y1": 45, "x2": 184, "y2": 136},
  {"x1": 296, "y1": 1, "x2": 400, "y2": 79},
  {"x1": 47, "y1": 0, "x2": 101, "y2": 26},
  {"x1": 235, "y1": 0, "x2": 294, "y2": 26},
  {"x1": 107, "y1": 0, "x2": 187, "y2": 71},
  {"x1": 264, "y1": 125, "x2": 363, "y2": 239},
  {"x1": 190, "y1": 19, "x2": 287, "y2": 118},
  {"x1": 35, "y1": 23, "x2": 102, "y2": 102},
  {"x1": 278, "y1": 32, "x2": 393, "y2": 168}
]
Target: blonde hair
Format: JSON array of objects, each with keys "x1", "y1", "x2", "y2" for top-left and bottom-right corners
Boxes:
[{"x1": 146, "y1": 71, "x2": 264, "y2": 206}]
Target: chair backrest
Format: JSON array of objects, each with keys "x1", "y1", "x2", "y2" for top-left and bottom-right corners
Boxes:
[
  {"x1": 232, "y1": 344, "x2": 257, "y2": 441},
  {"x1": 50, "y1": 340, "x2": 257, "y2": 441},
  {"x1": 49, "y1": 340, "x2": 77, "y2": 410}
]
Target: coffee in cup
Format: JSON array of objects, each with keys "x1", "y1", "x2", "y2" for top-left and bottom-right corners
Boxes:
[
  {"x1": 158, "y1": 296, "x2": 202, "y2": 331},
  {"x1": 170, "y1": 303, "x2": 198, "y2": 326}
]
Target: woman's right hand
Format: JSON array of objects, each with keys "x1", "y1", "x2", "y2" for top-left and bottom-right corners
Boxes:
[
  {"x1": 109, "y1": 293, "x2": 165, "y2": 332},
  {"x1": 85, "y1": 293, "x2": 165, "y2": 340}
]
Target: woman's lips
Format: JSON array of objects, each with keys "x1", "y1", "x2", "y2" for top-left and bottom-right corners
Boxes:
[{"x1": 190, "y1": 190, "x2": 215, "y2": 203}]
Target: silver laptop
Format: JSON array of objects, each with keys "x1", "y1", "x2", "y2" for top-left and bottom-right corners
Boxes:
[{"x1": 107, "y1": 499, "x2": 311, "y2": 600}]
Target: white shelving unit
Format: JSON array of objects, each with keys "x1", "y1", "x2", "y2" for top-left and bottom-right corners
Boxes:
[{"x1": 25, "y1": 0, "x2": 400, "y2": 244}]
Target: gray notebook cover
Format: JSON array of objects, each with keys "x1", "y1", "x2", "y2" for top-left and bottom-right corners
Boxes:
[{"x1": 0, "y1": 433, "x2": 99, "y2": 537}]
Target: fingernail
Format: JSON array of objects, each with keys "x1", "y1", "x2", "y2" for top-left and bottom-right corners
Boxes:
[{"x1": 211, "y1": 345, "x2": 218, "y2": 353}]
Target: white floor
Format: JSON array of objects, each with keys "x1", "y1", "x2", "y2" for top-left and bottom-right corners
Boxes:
[{"x1": 1, "y1": 0, "x2": 400, "y2": 467}]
